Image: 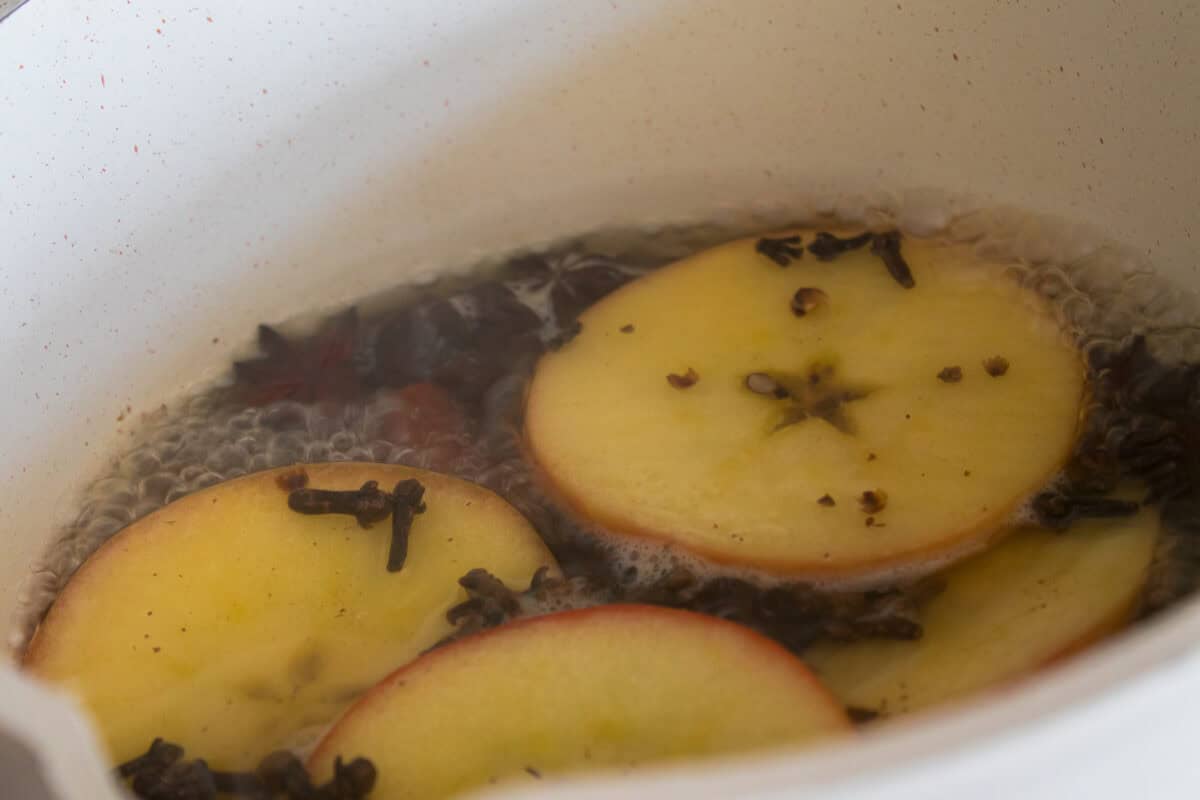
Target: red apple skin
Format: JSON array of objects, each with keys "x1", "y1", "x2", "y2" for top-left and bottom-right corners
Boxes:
[{"x1": 309, "y1": 604, "x2": 851, "y2": 797}]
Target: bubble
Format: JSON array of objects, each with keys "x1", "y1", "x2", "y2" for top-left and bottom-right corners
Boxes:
[
  {"x1": 266, "y1": 432, "x2": 308, "y2": 467},
  {"x1": 139, "y1": 473, "x2": 177, "y2": 504},
  {"x1": 191, "y1": 472, "x2": 224, "y2": 491},
  {"x1": 329, "y1": 432, "x2": 356, "y2": 454},
  {"x1": 305, "y1": 442, "x2": 332, "y2": 462},
  {"x1": 164, "y1": 487, "x2": 191, "y2": 505},
  {"x1": 344, "y1": 447, "x2": 374, "y2": 462},
  {"x1": 16, "y1": 199, "x2": 1200, "y2": 654},
  {"x1": 178, "y1": 464, "x2": 208, "y2": 483},
  {"x1": 204, "y1": 443, "x2": 249, "y2": 474},
  {"x1": 369, "y1": 440, "x2": 396, "y2": 462},
  {"x1": 83, "y1": 516, "x2": 124, "y2": 541},
  {"x1": 235, "y1": 434, "x2": 264, "y2": 455},
  {"x1": 226, "y1": 407, "x2": 259, "y2": 432},
  {"x1": 120, "y1": 448, "x2": 161, "y2": 478},
  {"x1": 260, "y1": 402, "x2": 308, "y2": 432}
]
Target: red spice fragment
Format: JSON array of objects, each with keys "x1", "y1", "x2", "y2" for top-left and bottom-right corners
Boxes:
[
  {"x1": 983, "y1": 356, "x2": 1010, "y2": 377},
  {"x1": 937, "y1": 366, "x2": 963, "y2": 383},
  {"x1": 859, "y1": 490, "x2": 889, "y2": 514},
  {"x1": 376, "y1": 383, "x2": 469, "y2": 449},
  {"x1": 232, "y1": 308, "x2": 364, "y2": 406},
  {"x1": 274, "y1": 467, "x2": 309, "y2": 492},
  {"x1": 375, "y1": 383, "x2": 475, "y2": 474},
  {"x1": 790, "y1": 287, "x2": 829, "y2": 317},
  {"x1": 667, "y1": 368, "x2": 700, "y2": 389}
]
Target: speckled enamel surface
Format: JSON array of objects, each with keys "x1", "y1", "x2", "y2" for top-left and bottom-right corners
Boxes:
[{"x1": 1, "y1": 3, "x2": 1199, "y2": 799}]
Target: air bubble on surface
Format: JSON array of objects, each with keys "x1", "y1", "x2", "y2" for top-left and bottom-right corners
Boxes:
[{"x1": 14, "y1": 196, "x2": 1200, "y2": 653}]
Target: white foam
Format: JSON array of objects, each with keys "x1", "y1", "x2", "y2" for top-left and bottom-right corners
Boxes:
[{"x1": 16, "y1": 191, "x2": 1200, "y2": 650}]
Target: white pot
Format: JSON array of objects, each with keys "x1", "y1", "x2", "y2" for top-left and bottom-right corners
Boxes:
[{"x1": 3, "y1": 1, "x2": 1199, "y2": 798}]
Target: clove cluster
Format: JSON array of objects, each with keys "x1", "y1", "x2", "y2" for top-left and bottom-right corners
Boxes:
[
  {"x1": 287, "y1": 478, "x2": 426, "y2": 573},
  {"x1": 756, "y1": 230, "x2": 915, "y2": 289},
  {"x1": 1031, "y1": 490, "x2": 1139, "y2": 531},
  {"x1": 440, "y1": 565, "x2": 931, "y2": 656},
  {"x1": 1065, "y1": 335, "x2": 1200, "y2": 612},
  {"x1": 116, "y1": 739, "x2": 376, "y2": 800}
]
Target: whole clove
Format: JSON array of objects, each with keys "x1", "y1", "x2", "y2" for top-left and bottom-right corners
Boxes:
[
  {"x1": 439, "y1": 567, "x2": 616, "y2": 648},
  {"x1": 286, "y1": 478, "x2": 428, "y2": 574},
  {"x1": 118, "y1": 738, "x2": 185, "y2": 779},
  {"x1": 118, "y1": 740, "x2": 376, "y2": 800},
  {"x1": 1032, "y1": 491, "x2": 1140, "y2": 531},
  {"x1": 388, "y1": 478, "x2": 427, "y2": 572},
  {"x1": 256, "y1": 750, "x2": 312, "y2": 797},
  {"x1": 448, "y1": 568, "x2": 524, "y2": 628},
  {"x1": 288, "y1": 481, "x2": 394, "y2": 529},
  {"x1": 441, "y1": 566, "x2": 929, "y2": 658},
  {"x1": 134, "y1": 759, "x2": 218, "y2": 800},
  {"x1": 807, "y1": 231, "x2": 873, "y2": 261},
  {"x1": 755, "y1": 235, "x2": 805, "y2": 266},
  {"x1": 209, "y1": 769, "x2": 268, "y2": 798},
  {"x1": 869, "y1": 231, "x2": 915, "y2": 289},
  {"x1": 256, "y1": 750, "x2": 378, "y2": 800},
  {"x1": 323, "y1": 756, "x2": 379, "y2": 800}
]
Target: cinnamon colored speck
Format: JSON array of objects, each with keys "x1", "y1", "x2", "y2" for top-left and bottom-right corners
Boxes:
[
  {"x1": 983, "y1": 356, "x2": 1010, "y2": 377},
  {"x1": 667, "y1": 368, "x2": 699, "y2": 389},
  {"x1": 275, "y1": 467, "x2": 310, "y2": 493}
]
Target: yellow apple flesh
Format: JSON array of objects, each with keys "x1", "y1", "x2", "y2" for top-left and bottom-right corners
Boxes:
[
  {"x1": 804, "y1": 497, "x2": 1158, "y2": 715},
  {"x1": 310, "y1": 604, "x2": 851, "y2": 799},
  {"x1": 526, "y1": 232, "x2": 1086, "y2": 582},
  {"x1": 24, "y1": 463, "x2": 558, "y2": 770}
]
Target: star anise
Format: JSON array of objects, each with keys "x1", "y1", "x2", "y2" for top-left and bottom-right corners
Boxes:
[
  {"x1": 371, "y1": 284, "x2": 542, "y2": 403},
  {"x1": 503, "y1": 252, "x2": 645, "y2": 327},
  {"x1": 232, "y1": 308, "x2": 365, "y2": 406}
]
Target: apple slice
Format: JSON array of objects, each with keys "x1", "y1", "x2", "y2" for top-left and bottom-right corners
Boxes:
[
  {"x1": 803, "y1": 496, "x2": 1159, "y2": 716},
  {"x1": 525, "y1": 231, "x2": 1086, "y2": 582},
  {"x1": 309, "y1": 604, "x2": 850, "y2": 799},
  {"x1": 24, "y1": 463, "x2": 558, "y2": 770}
]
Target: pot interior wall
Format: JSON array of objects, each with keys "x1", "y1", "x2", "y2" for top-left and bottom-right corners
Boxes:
[{"x1": 1, "y1": 2, "x2": 1198, "y2": 794}]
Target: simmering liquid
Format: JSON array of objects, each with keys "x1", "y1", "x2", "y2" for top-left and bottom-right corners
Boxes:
[{"x1": 16, "y1": 203, "x2": 1200, "y2": 796}]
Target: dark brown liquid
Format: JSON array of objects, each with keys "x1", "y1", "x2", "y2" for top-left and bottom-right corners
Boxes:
[{"x1": 18, "y1": 219, "x2": 1200, "y2": 664}]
